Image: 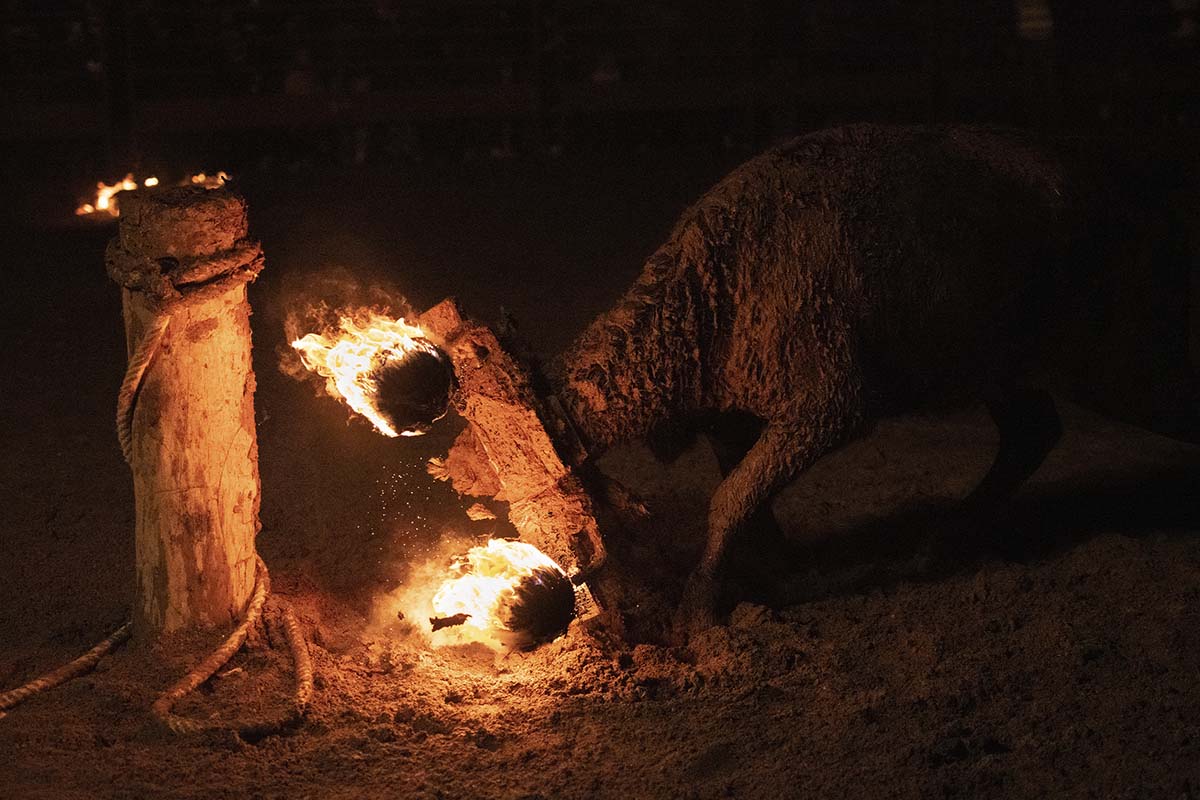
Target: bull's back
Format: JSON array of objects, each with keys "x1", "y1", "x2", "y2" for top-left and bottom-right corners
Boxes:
[{"x1": 695, "y1": 125, "x2": 1083, "y2": 417}]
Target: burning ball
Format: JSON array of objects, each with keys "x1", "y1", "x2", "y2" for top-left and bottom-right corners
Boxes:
[
  {"x1": 429, "y1": 539, "x2": 577, "y2": 651},
  {"x1": 371, "y1": 341, "x2": 455, "y2": 436},
  {"x1": 291, "y1": 312, "x2": 455, "y2": 437},
  {"x1": 495, "y1": 564, "x2": 577, "y2": 650}
]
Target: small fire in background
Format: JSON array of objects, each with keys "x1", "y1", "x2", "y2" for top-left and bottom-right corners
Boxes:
[
  {"x1": 291, "y1": 310, "x2": 455, "y2": 437},
  {"x1": 74, "y1": 171, "x2": 229, "y2": 217},
  {"x1": 428, "y1": 539, "x2": 577, "y2": 651}
]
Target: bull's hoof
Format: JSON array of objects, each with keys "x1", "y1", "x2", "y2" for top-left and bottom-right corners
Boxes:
[{"x1": 671, "y1": 572, "x2": 720, "y2": 643}]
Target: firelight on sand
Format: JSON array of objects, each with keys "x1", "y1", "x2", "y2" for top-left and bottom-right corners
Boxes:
[
  {"x1": 291, "y1": 310, "x2": 454, "y2": 437},
  {"x1": 429, "y1": 539, "x2": 576, "y2": 651}
]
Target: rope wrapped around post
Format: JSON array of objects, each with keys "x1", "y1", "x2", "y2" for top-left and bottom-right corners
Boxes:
[{"x1": 108, "y1": 239, "x2": 265, "y2": 467}]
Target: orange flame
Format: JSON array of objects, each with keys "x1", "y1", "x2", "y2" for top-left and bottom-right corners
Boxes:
[
  {"x1": 189, "y1": 170, "x2": 230, "y2": 188},
  {"x1": 75, "y1": 171, "x2": 228, "y2": 217},
  {"x1": 291, "y1": 311, "x2": 434, "y2": 437},
  {"x1": 75, "y1": 174, "x2": 137, "y2": 216},
  {"x1": 430, "y1": 539, "x2": 569, "y2": 648}
]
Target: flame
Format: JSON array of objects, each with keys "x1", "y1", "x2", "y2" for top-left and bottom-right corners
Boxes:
[
  {"x1": 190, "y1": 170, "x2": 230, "y2": 188},
  {"x1": 75, "y1": 173, "x2": 137, "y2": 216},
  {"x1": 429, "y1": 539, "x2": 569, "y2": 647},
  {"x1": 291, "y1": 311, "x2": 433, "y2": 437},
  {"x1": 75, "y1": 171, "x2": 228, "y2": 217}
]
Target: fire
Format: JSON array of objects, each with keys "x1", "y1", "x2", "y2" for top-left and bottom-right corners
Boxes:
[
  {"x1": 190, "y1": 171, "x2": 230, "y2": 188},
  {"x1": 290, "y1": 311, "x2": 439, "y2": 437},
  {"x1": 75, "y1": 174, "x2": 138, "y2": 216},
  {"x1": 75, "y1": 171, "x2": 229, "y2": 217},
  {"x1": 429, "y1": 539, "x2": 574, "y2": 649}
]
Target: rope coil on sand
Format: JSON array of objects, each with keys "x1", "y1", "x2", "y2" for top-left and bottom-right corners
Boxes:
[
  {"x1": 1, "y1": 243, "x2": 312, "y2": 737},
  {"x1": 152, "y1": 556, "x2": 314, "y2": 737}
]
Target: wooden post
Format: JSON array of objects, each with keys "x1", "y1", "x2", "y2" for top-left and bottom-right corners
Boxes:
[{"x1": 106, "y1": 187, "x2": 264, "y2": 639}]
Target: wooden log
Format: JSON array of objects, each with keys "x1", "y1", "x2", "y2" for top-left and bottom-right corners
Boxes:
[
  {"x1": 106, "y1": 187, "x2": 263, "y2": 638},
  {"x1": 418, "y1": 299, "x2": 606, "y2": 586}
]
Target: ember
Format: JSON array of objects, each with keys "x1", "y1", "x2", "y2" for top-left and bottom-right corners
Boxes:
[
  {"x1": 430, "y1": 539, "x2": 576, "y2": 651},
  {"x1": 291, "y1": 311, "x2": 454, "y2": 437}
]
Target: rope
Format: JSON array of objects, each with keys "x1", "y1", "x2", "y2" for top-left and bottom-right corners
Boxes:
[
  {"x1": 0, "y1": 622, "x2": 132, "y2": 719},
  {"x1": 151, "y1": 556, "x2": 313, "y2": 737},
  {"x1": 1, "y1": 241, "x2": 313, "y2": 738},
  {"x1": 282, "y1": 603, "x2": 315, "y2": 713},
  {"x1": 106, "y1": 239, "x2": 265, "y2": 312},
  {"x1": 116, "y1": 313, "x2": 170, "y2": 465},
  {"x1": 229, "y1": 601, "x2": 315, "y2": 741}
]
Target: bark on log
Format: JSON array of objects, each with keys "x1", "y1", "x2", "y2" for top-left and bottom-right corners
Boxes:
[{"x1": 107, "y1": 187, "x2": 263, "y2": 638}]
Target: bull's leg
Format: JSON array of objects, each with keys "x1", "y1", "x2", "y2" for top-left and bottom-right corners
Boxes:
[
  {"x1": 677, "y1": 417, "x2": 847, "y2": 637},
  {"x1": 706, "y1": 413, "x2": 785, "y2": 544},
  {"x1": 966, "y1": 384, "x2": 1062, "y2": 509}
]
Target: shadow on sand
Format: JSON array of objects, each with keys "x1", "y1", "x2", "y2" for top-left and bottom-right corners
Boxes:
[{"x1": 728, "y1": 463, "x2": 1200, "y2": 610}]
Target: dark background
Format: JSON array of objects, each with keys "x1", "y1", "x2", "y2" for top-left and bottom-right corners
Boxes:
[{"x1": 3, "y1": 0, "x2": 1199, "y2": 209}]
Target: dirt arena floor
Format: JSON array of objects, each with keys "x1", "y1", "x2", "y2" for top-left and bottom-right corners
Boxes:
[{"x1": 1, "y1": 150, "x2": 1198, "y2": 799}]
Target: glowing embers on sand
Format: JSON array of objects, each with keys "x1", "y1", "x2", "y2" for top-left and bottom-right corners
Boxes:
[
  {"x1": 291, "y1": 310, "x2": 454, "y2": 437},
  {"x1": 429, "y1": 539, "x2": 576, "y2": 651},
  {"x1": 75, "y1": 171, "x2": 229, "y2": 217}
]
